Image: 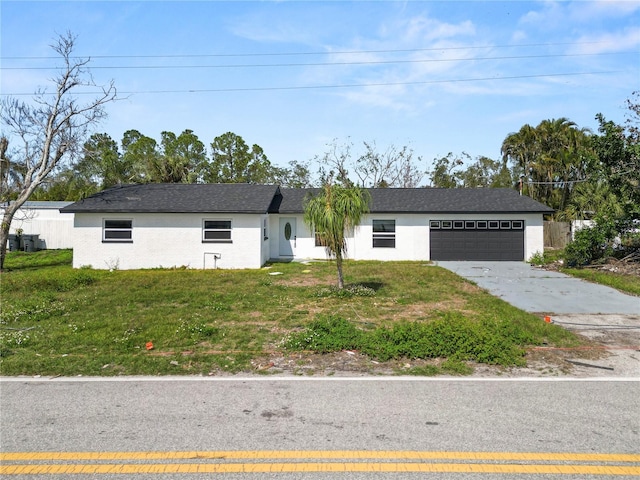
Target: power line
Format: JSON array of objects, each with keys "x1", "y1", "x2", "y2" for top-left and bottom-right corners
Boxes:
[
  {"x1": 0, "y1": 40, "x2": 617, "y2": 61},
  {"x1": 2, "y1": 52, "x2": 632, "y2": 71},
  {"x1": 0, "y1": 71, "x2": 617, "y2": 97}
]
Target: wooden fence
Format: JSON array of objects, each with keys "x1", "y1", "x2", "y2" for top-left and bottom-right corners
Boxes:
[{"x1": 544, "y1": 221, "x2": 571, "y2": 249}]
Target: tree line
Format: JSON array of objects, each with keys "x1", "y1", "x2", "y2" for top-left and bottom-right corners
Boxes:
[
  {"x1": 3, "y1": 96, "x2": 638, "y2": 225},
  {"x1": 1, "y1": 33, "x2": 638, "y2": 270}
]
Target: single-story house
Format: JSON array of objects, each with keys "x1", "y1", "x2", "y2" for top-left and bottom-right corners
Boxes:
[
  {"x1": 60, "y1": 183, "x2": 554, "y2": 270},
  {"x1": 2, "y1": 201, "x2": 74, "y2": 250}
]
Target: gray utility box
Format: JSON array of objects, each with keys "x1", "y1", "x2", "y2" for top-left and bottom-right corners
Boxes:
[
  {"x1": 21, "y1": 234, "x2": 40, "y2": 252},
  {"x1": 8, "y1": 234, "x2": 21, "y2": 251}
]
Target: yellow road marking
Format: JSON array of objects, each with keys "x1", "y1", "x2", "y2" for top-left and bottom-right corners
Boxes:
[
  {"x1": 2, "y1": 451, "x2": 639, "y2": 476},
  {"x1": 2, "y1": 450, "x2": 640, "y2": 462},
  {"x1": 1, "y1": 462, "x2": 639, "y2": 475}
]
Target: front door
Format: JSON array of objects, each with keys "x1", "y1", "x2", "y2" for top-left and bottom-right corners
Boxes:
[{"x1": 279, "y1": 218, "x2": 296, "y2": 257}]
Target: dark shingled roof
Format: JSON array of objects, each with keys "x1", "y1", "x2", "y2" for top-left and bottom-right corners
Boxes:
[
  {"x1": 280, "y1": 187, "x2": 554, "y2": 214},
  {"x1": 61, "y1": 184, "x2": 554, "y2": 215},
  {"x1": 61, "y1": 184, "x2": 281, "y2": 214}
]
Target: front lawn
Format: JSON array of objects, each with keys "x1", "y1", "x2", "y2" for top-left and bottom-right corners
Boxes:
[{"x1": 0, "y1": 250, "x2": 580, "y2": 376}]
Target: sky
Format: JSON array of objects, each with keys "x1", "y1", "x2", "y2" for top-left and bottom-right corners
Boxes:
[{"x1": 1, "y1": 0, "x2": 639, "y2": 178}]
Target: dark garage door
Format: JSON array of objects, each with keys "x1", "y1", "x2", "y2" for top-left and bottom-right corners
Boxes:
[{"x1": 430, "y1": 220, "x2": 524, "y2": 261}]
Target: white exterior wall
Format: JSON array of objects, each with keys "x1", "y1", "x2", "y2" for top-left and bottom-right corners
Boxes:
[
  {"x1": 2, "y1": 204, "x2": 74, "y2": 249},
  {"x1": 352, "y1": 214, "x2": 430, "y2": 261},
  {"x1": 72, "y1": 211, "x2": 546, "y2": 269},
  {"x1": 72, "y1": 213, "x2": 263, "y2": 270},
  {"x1": 571, "y1": 220, "x2": 595, "y2": 240},
  {"x1": 268, "y1": 214, "x2": 358, "y2": 261},
  {"x1": 524, "y1": 213, "x2": 545, "y2": 261},
  {"x1": 270, "y1": 212, "x2": 545, "y2": 263}
]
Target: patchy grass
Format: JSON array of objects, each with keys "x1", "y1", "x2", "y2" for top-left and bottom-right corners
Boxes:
[
  {"x1": 1, "y1": 251, "x2": 581, "y2": 376},
  {"x1": 537, "y1": 248, "x2": 640, "y2": 297},
  {"x1": 560, "y1": 267, "x2": 640, "y2": 297}
]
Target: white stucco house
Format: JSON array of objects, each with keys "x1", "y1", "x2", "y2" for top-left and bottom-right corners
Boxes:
[{"x1": 60, "y1": 183, "x2": 553, "y2": 270}]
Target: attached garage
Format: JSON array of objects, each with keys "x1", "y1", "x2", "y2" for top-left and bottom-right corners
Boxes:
[{"x1": 430, "y1": 219, "x2": 525, "y2": 261}]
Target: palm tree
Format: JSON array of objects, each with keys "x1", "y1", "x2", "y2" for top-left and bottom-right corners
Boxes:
[
  {"x1": 501, "y1": 124, "x2": 539, "y2": 198},
  {"x1": 502, "y1": 118, "x2": 592, "y2": 212},
  {"x1": 304, "y1": 183, "x2": 370, "y2": 289}
]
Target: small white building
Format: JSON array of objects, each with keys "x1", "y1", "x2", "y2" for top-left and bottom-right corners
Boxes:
[
  {"x1": 60, "y1": 184, "x2": 553, "y2": 270},
  {"x1": 2, "y1": 201, "x2": 74, "y2": 249}
]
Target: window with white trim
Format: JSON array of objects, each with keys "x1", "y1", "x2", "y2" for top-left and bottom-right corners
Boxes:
[
  {"x1": 203, "y1": 219, "x2": 232, "y2": 243},
  {"x1": 372, "y1": 219, "x2": 396, "y2": 248},
  {"x1": 103, "y1": 219, "x2": 132, "y2": 242}
]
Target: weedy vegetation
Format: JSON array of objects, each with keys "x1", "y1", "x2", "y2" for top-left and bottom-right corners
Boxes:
[{"x1": 1, "y1": 250, "x2": 581, "y2": 376}]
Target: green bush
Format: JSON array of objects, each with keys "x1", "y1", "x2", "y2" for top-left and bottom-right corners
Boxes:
[
  {"x1": 564, "y1": 217, "x2": 637, "y2": 267},
  {"x1": 282, "y1": 315, "x2": 363, "y2": 353},
  {"x1": 564, "y1": 223, "x2": 614, "y2": 266},
  {"x1": 284, "y1": 314, "x2": 532, "y2": 367}
]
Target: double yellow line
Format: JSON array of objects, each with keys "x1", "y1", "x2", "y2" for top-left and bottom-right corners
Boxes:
[{"x1": 2, "y1": 450, "x2": 639, "y2": 475}]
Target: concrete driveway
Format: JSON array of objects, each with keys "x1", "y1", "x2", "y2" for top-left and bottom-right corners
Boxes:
[{"x1": 436, "y1": 261, "x2": 639, "y2": 315}]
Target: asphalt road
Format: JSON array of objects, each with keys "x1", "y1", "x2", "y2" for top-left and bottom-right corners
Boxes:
[
  {"x1": 1, "y1": 377, "x2": 639, "y2": 479},
  {"x1": 436, "y1": 261, "x2": 640, "y2": 315}
]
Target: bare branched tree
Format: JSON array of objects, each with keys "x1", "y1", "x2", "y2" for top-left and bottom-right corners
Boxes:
[{"x1": 0, "y1": 32, "x2": 116, "y2": 269}]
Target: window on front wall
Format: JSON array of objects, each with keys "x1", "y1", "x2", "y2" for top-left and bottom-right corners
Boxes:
[
  {"x1": 372, "y1": 219, "x2": 396, "y2": 248},
  {"x1": 314, "y1": 230, "x2": 327, "y2": 247},
  {"x1": 203, "y1": 219, "x2": 232, "y2": 243},
  {"x1": 103, "y1": 219, "x2": 132, "y2": 242}
]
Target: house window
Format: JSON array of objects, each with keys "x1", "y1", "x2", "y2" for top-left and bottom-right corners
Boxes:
[
  {"x1": 263, "y1": 219, "x2": 268, "y2": 240},
  {"x1": 500, "y1": 221, "x2": 512, "y2": 229},
  {"x1": 314, "y1": 230, "x2": 327, "y2": 247},
  {"x1": 373, "y1": 219, "x2": 396, "y2": 248},
  {"x1": 203, "y1": 220, "x2": 232, "y2": 243},
  {"x1": 103, "y1": 219, "x2": 132, "y2": 242},
  {"x1": 512, "y1": 220, "x2": 524, "y2": 229},
  {"x1": 430, "y1": 221, "x2": 440, "y2": 229}
]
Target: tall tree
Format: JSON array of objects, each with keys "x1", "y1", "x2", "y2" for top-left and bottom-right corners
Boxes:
[
  {"x1": 317, "y1": 139, "x2": 424, "y2": 188},
  {"x1": 428, "y1": 153, "x2": 466, "y2": 188},
  {"x1": 428, "y1": 153, "x2": 512, "y2": 188},
  {"x1": 354, "y1": 142, "x2": 424, "y2": 187},
  {"x1": 303, "y1": 182, "x2": 370, "y2": 289},
  {"x1": 501, "y1": 118, "x2": 592, "y2": 212},
  {"x1": 592, "y1": 112, "x2": 640, "y2": 219},
  {"x1": 74, "y1": 132, "x2": 130, "y2": 189},
  {"x1": 121, "y1": 129, "x2": 159, "y2": 183},
  {"x1": 207, "y1": 132, "x2": 277, "y2": 183},
  {"x1": 275, "y1": 160, "x2": 314, "y2": 188},
  {"x1": 0, "y1": 32, "x2": 116, "y2": 269},
  {"x1": 151, "y1": 129, "x2": 207, "y2": 183}
]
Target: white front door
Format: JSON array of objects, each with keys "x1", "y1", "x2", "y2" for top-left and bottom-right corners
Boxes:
[{"x1": 279, "y1": 218, "x2": 296, "y2": 256}]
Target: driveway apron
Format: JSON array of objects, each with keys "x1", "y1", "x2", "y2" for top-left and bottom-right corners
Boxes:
[{"x1": 436, "y1": 261, "x2": 640, "y2": 315}]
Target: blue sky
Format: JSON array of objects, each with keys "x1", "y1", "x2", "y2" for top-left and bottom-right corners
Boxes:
[{"x1": 1, "y1": 1, "x2": 639, "y2": 177}]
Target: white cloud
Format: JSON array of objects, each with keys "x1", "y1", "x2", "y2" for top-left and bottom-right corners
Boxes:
[
  {"x1": 519, "y1": 0, "x2": 640, "y2": 29},
  {"x1": 568, "y1": 0, "x2": 640, "y2": 22},
  {"x1": 569, "y1": 26, "x2": 640, "y2": 54}
]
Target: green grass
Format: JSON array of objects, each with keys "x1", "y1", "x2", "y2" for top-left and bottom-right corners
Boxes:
[
  {"x1": 1, "y1": 250, "x2": 581, "y2": 376},
  {"x1": 560, "y1": 267, "x2": 640, "y2": 296},
  {"x1": 536, "y1": 247, "x2": 640, "y2": 297}
]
